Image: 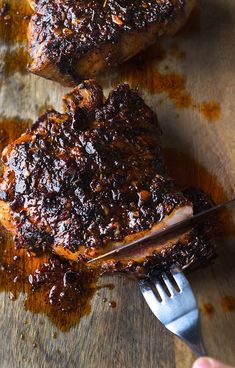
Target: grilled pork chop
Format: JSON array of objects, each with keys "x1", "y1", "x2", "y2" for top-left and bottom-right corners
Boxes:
[
  {"x1": 0, "y1": 81, "x2": 213, "y2": 274},
  {"x1": 27, "y1": 0, "x2": 195, "y2": 85}
]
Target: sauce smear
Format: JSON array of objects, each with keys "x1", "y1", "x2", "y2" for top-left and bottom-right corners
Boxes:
[
  {"x1": 110, "y1": 44, "x2": 193, "y2": 109},
  {"x1": 0, "y1": 0, "x2": 32, "y2": 77},
  {"x1": 201, "y1": 303, "x2": 215, "y2": 318},
  {"x1": 109, "y1": 41, "x2": 221, "y2": 121},
  {"x1": 220, "y1": 296, "x2": 235, "y2": 312},
  {"x1": 1, "y1": 48, "x2": 29, "y2": 76},
  {"x1": 200, "y1": 101, "x2": 221, "y2": 122},
  {"x1": 0, "y1": 117, "x2": 100, "y2": 331},
  {"x1": 0, "y1": 231, "x2": 99, "y2": 331},
  {"x1": 0, "y1": 0, "x2": 32, "y2": 44}
]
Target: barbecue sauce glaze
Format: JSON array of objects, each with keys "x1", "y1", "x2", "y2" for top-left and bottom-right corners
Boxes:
[{"x1": 0, "y1": 116, "x2": 230, "y2": 330}]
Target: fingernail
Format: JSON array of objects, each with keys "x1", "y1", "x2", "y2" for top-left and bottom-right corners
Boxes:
[{"x1": 192, "y1": 357, "x2": 216, "y2": 368}]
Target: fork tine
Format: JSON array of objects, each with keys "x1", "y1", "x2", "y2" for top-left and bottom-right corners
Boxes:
[
  {"x1": 161, "y1": 272, "x2": 177, "y2": 296},
  {"x1": 139, "y1": 279, "x2": 162, "y2": 312},
  {"x1": 170, "y1": 265, "x2": 189, "y2": 291},
  {"x1": 155, "y1": 279, "x2": 168, "y2": 302},
  {"x1": 150, "y1": 274, "x2": 169, "y2": 302}
]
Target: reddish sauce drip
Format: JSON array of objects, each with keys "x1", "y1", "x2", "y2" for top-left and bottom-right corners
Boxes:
[
  {"x1": 200, "y1": 101, "x2": 221, "y2": 122},
  {"x1": 1, "y1": 48, "x2": 29, "y2": 77},
  {"x1": 0, "y1": 0, "x2": 31, "y2": 77},
  {"x1": 220, "y1": 296, "x2": 235, "y2": 312},
  {"x1": 109, "y1": 40, "x2": 221, "y2": 120},
  {"x1": 0, "y1": 117, "x2": 31, "y2": 146},
  {"x1": 110, "y1": 44, "x2": 193, "y2": 109},
  {"x1": 0, "y1": 233, "x2": 99, "y2": 331},
  {"x1": 0, "y1": 0, "x2": 32, "y2": 44},
  {"x1": 26, "y1": 257, "x2": 99, "y2": 330},
  {"x1": 201, "y1": 303, "x2": 215, "y2": 317}
]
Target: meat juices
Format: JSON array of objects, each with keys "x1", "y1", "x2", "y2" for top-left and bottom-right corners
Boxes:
[
  {"x1": 27, "y1": 0, "x2": 195, "y2": 85},
  {"x1": 0, "y1": 81, "x2": 214, "y2": 275}
]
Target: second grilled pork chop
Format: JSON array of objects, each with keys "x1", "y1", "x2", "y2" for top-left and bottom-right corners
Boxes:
[
  {"x1": 27, "y1": 0, "x2": 195, "y2": 85},
  {"x1": 0, "y1": 81, "x2": 213, "y2": 274}
]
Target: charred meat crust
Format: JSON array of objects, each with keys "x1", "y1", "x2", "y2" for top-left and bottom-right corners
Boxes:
[
  {"x1": 28, "y1": 0, "x2": 195, "y2": 84},
  {"x1": 103, "y1": 190, "x2": 215, "y2": 276},
  {"x1": 1, "y1": 81, "x2": 191, "y2": 256},
  {"x1": 102, "y1": 228, "x2": 215, "y2": 276}
]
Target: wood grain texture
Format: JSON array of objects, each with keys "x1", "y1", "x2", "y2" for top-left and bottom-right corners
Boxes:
[{"x1": 0, "y1": 0, "x2": 235, "y2": 367}]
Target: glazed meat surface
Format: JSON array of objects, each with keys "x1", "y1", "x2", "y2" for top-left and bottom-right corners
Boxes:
[
  {"x1": 0, "y1": 81, "x2": 213, "y2": 274},
  {"x1": 28, "y1": 0, "x2": 195, "y2": 85}
]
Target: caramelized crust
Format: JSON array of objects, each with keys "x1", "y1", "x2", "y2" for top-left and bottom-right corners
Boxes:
[
  {"x1": 27, "y1": 0, "x2": 196, "y2": 84},
  {"x1": 0, "y1": 81, "x2": 214, "y2": 272}
]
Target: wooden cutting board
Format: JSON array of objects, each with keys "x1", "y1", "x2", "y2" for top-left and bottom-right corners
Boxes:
[{"x1": 0, "y1": 0, "x2": 235, "y2": 367}]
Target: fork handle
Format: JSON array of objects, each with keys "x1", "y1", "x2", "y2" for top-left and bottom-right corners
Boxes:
[
  {"x1": 178, "y1": 322, "x2": 207, "y2": 357},
  {"x1": 184, "y1": 339, "x2": 207, "y2": 357}
]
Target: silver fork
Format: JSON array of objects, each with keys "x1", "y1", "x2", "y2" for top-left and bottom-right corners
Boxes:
[{"x1": 139, "y1": 265, "x2": 207, "y2": 357}]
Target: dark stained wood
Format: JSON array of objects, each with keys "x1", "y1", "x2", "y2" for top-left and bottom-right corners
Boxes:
[{"x1": 0, "y1": 0, "x2": 235, "y2": 367}]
